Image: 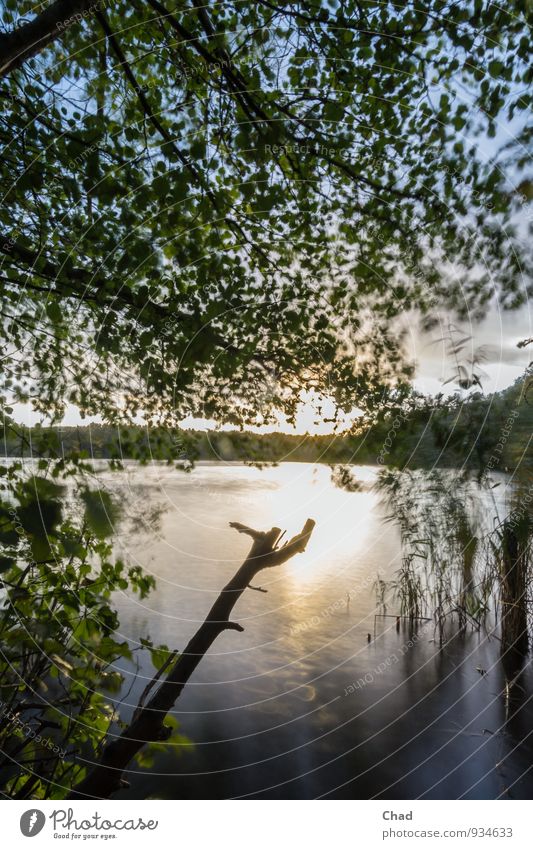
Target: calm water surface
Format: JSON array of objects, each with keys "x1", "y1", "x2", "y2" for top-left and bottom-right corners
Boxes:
[{"x1": 100, "y1": 463, "x2": 533, "y2": 799}]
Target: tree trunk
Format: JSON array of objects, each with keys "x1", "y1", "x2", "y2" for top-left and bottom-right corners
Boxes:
[
  {"x1": 69, "y1": 518, "x2": 315, "y2": 799},
  {"x1": 0, "y1": 0, "x2": 95, "y2": 77}
]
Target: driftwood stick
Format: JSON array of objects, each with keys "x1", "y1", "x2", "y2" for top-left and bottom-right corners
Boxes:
[
  {"x1": 248, "y1": 583, "x2": 268, "y2": 593},
  {"x1": 69, "y1": 518, "x2": 315, "y2": 799},
  {"x1": 131, "y1": 649, "x2": 178, "y2": 723}
]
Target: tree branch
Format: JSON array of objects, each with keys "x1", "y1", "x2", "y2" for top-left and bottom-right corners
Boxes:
[
  {"x1": 0, "y1": 0, "x2": 95, "y2": 77},
  {"x1": 69, "y1": 517, "x2": 315, "y2": 799}
]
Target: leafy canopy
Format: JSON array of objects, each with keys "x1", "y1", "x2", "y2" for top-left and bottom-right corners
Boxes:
[{"x1": 0, "y1": 0, "x2": 531, "y2": 425}]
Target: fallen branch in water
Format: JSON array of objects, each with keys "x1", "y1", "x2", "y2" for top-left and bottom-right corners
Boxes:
[{"x1": 69, "y1": 518, "x2": 315, "y2": 799}]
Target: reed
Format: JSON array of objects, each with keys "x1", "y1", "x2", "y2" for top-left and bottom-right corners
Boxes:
[
  {"x1": 376, "y1": 469, "x2": 491, "y2": 640},
  {"x1": 490, "y1": 511, "x2": 531, "y2": 663}
]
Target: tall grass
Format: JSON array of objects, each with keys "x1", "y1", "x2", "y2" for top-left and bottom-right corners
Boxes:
[
  {"x1": 377, "y1": 469, "x2": 532, "y2": 665},
  {"x1": 489, "y1": 511, "x2": 532, "y2": 663},
  {"x1": 376, "y1": 470, "x2": 493, "y2": 641}
]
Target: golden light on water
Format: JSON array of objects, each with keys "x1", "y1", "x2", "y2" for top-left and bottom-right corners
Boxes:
[{"x1": 242, "y1": 463, "x2": 382, "y2": 589}]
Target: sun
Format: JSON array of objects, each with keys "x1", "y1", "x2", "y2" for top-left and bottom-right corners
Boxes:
[{"x1": 179, "y1": 389, "x2": 361, "y2": 435}]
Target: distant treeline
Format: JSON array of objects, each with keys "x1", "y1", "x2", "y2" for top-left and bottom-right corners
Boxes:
[{"x1": 3, "y1": 375, "x2": 531, "y2": 472}]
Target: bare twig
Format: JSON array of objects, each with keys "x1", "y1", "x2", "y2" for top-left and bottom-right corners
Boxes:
[{"x1": 69, "y1": 517, "x2": 315, "y2": 799}]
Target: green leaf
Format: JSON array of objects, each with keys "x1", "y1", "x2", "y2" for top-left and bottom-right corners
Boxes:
[{"x1": 80, "y1": 489, "x2": 119, "y2": 539}]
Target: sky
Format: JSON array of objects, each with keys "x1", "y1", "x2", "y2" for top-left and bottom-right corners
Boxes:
[
  {"x1": 405, "y1": 303, "x2": 531, "y2": 397},
  {"x1": 12, "y1": 302, "x2": 531, "y2": 435}
]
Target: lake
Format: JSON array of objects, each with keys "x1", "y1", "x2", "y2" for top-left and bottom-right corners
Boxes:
[{"x1": 98, "y1": 462, "x2": 533, "y2": 799}]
